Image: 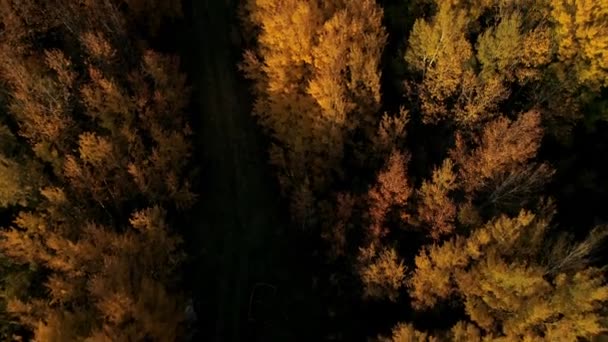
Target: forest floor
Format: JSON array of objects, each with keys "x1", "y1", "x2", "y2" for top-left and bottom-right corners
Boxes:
[{"x1": 180, "y1": 0, "x2": 322, "y2": 341}]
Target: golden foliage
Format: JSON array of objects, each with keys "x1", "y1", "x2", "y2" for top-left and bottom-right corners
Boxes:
[
  {"x1": 76, "y1": 48, "x2": 194, "y2": 207},
  {"x1": 551, "y1": 0, "x2": 608, "y2": 89},
  {"x1": 308, "y1": 0, "x2": 386, "y2": 124},
  {"x1": 405, "y1": 2, "x2": 475, "y2": 123},
  {"x1": 477, "y1": 12, "x2": 552, "y2": 83},
  {"x1": 409, "y1": 236, "x2": 469, "y2": 309},
  {"x1": 403, "y1": 1, "x2": 582, "y2": 129},
  {"x1": 1, "y1": 206, "x2": 185, "y2": 340},
  {"x1": 0, "y1": 1, "x2": 193, "y2": 339},
  {"x1": 357, "y1": 244, "x2": 406, "y2": 302},
  {"x1": 477, "y1": 12, "x2": 524, "y2": 82},
  {"x1": 417, "y1": 159, "x2": 457, "y2": 239},
  {"x1": 77, "y1": 132, "x2": 114, "y2": 166},
  {"x1": 408, "y1": 209, "x2": 608, "y2": 339},
  {"x1": 518, "y1": 26, "x2": 553, "y2": 82},
  {"x1": 0, "y1": 49, "x2": 74, "y2": 150},
  {"x1": 242, "y1": 0, "x2": 321, "y2": 94},
  {"x1": 242, "y1": 0, "x2": 387, "y2": 205},
  {"x1": 404, "y1": 1, "x2": 515, "y2": 125},
  {"x1": 405, "y1": 2, "x2": 471, "y2": 78},
  {"x1": 378, "y1": 322, "x2": 434, "y2": 342},
  {"x1": 449, "y1": 321, "x2": 482, "y2": 342}
]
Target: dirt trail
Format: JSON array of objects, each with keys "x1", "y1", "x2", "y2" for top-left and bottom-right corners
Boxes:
[{"x1": 180, "y1": 0, "x2": 307, "y2": 341}]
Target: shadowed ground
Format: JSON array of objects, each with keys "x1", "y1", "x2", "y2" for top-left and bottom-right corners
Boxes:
[{"x1": 178, "y1": 0, "x2": 322, "y2": 340}]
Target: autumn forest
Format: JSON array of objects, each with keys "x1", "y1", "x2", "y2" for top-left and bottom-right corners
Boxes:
[{"x1": 1, "y1": 0, "x2": 608, "y2": 341}]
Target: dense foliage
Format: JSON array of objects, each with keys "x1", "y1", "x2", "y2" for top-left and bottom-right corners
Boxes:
[
  {"x1": 0, "y1": 0, "x2": 191, "y2": 340},
  {"x1": 0, "y1": 0, "x2": 607, "y2": 340},
  {"x1": 242, "y1": 0, "x2": 608, "y2": 340}
]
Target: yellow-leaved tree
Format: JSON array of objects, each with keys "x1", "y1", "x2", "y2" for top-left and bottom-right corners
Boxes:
[
  {"x1": 404, "y1": 1, "x2": 509, "y2": 125},
  {"x1": 241, "y1": 0, "x2": 387, "y2": 225},
  {"x1": 404, "y1": 209, "x2": 608, "y2": 340},
  {"x1": 551, "y1": 0, "x2": 608, "y2": 90},
  {"x1": 403, "y1": 0, "x2": 602, "y2": 133}
]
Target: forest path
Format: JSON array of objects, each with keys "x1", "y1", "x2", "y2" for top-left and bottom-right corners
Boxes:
[{"x1": 180, "y1": 0, "x2": 313, "y2": 341}]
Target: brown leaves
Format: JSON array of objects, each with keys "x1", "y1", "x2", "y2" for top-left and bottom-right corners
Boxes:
[
  {"x1": 0, "y1": 0, "x2": 53, "y2": 52},
  {"x1": 75, "y1": 49, "x2": 194, "y2": 207},
  {"x1": 80, "y1": 32, "x2": 116, "y2": 59},
  {"x1": 451, "y1": 110, "x2": 545, "y2": 194},
  {"x1": 142, "y1": 51, "x2": 190, "y2": 118},
  {"x1": 44, "y1": 50, "x2": 76, "y2": 88},
  {"x1": 0, "y1": 50, "x2": 74, "y2": 148},
  {"x1": 351, "y1": 150, "x2": 414, "y2": 302},
  {"x1": 32, "y1": 311, "x2": 81, "y2": 342},
  {"x1": 368, "y1": 150, "x2": 412, "y2": 239},
  {"x1": 129, "y1": 206, "x2": 166, "y2": 233},
  {"x1": 96, "y1": 291, "x2": 134, "y2": 325},
  {"x1": 0, "y1": 2, "x2": 192, "y2": 340},
  {"x1": 81, "y1": 66, "x2": 132, "y2": 128},
  {"x1": 0, "y1": 155, "x2": 30, "y2": 207},
  {"x1": 78, "y1": 132, "x2": 114, "y2": 165}
]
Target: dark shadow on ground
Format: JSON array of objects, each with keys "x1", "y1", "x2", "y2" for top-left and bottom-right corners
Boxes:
[{"x1": 177, "y1": 0, "x2": 323, "y2": 340}]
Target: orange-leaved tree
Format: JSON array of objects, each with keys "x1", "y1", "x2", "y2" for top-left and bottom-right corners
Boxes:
[{"x1": 0, "y1": 0, "x2": 193, "y2": 339}]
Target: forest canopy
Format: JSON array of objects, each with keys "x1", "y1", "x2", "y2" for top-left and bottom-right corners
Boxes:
[
  {"x1": 0, "y1": 0, "x2": 191, "y2": 340},
  {"x1": 241, "y1": 0, "x2": 608, "y2": 340},
  {"x1": 0, "y1": 0, "x2": 608, "y2": 340}
]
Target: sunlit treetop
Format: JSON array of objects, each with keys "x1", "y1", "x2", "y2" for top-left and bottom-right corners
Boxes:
[
  {"x1": 551, "y1": 0, "x2": 608, "y2": 90},
  {"x1": 407, "y1": 208, "x2": 608, "y2": 340}
]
